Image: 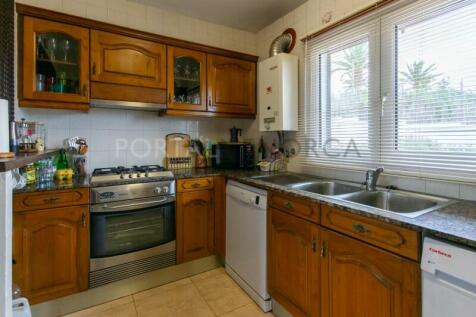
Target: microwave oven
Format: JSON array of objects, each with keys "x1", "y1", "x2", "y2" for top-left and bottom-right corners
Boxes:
[{"x1": 212, "y1": 143, "x2": 255, "y2": 169}]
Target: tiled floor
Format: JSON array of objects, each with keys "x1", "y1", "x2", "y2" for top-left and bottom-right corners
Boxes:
[{"x1": 64, "y1": 268, "x2": 274, "y2": 317}]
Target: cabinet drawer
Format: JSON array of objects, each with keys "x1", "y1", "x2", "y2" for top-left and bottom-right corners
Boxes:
[
  {"x1": 268, "y1": 192, "x2": 320, "y2": 223},
  {"x1": 14, "y1": 188, "x2": 90, "y2": 212},
  {"x1": 321, "y1": 205, "x2": 420, "y2": 260},
  {"x1": 178, "y1": 177, "x2": 214, "y2": 192}
]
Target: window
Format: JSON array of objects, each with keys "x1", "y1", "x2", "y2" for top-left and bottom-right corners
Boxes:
[
  {"x1": 300, "y1": 0, "x2": 476, "y2": 179},
  {"x1": 300, "y1": 22, "x2": 379, "y2": 169}
]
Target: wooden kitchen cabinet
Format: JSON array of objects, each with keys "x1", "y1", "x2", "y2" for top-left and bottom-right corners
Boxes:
[
  {"x1": 167, "y1": 46, "x2": 207, "y2": 111},
  {"x1": 320, "y1": 228, "x2": 420, "y2": 317},
  {"x1": 20, "y1": 16, "x2": 90, "y2": 110},
  {"x1": 268, "y1": 207, "x2": 320, "y2": 317},
  {"x1": 207, "y1": 54, "x2": 256, "y2": 115},
  {"x1": 90, "y1": 30, "x2": 167, "y2": 103},
  {"x1": 13, "y1": 205, "x2": 89, "y2": 304},
  {"x1": 176, "y1": 185, "x2": 214, "y2": 263}
]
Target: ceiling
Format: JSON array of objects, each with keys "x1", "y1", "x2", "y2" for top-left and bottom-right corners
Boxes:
[{"x1": 132, "y1": 0, "x2": 308, "y2": 32}]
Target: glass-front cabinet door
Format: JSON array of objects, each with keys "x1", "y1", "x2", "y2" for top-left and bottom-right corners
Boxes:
[
  {"x1": 21, "y1": 16, "x2": 89, "y2": 109},
  {"x1": 167, "y1": 46, "x2": 207, "y2": 111}
]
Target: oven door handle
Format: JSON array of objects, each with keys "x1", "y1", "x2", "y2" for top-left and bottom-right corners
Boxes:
[{"x1": 93, "y1": 197, "x2": 173, "y2": 213}]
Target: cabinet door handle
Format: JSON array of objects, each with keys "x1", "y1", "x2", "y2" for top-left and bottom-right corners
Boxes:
[
  {"x1": 320, "y1": 240, "x2": 327, "y2": 258},
  {"x1": 208, "y1": 97, "x2": 212, "y2": 108},
  {"x1": 82, "y1": 213, "x2": 86, "y2": 227},
  {"x1": 92, "y1": 62, "x2": 96, "y2": 75},
  {"x1": 312, "y1": 237, "x2": 317, "y2": 252},
  {"x1": 82, "y1": 84, "x2": 88, "y2": 97},
  {"x1": 43, "y1": 197, "x2": 59, "y2": 204},
  {"x1": 353, "y1": 223, "x2": 369, "y2": 234},
  {"x1": 168, "y1": 93, "x2": 172, "y2": 103},
  {"x1": 284, "y1": 201, "x2": 294, "y2": 210}
]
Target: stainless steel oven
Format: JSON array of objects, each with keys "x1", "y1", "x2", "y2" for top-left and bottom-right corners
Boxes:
[{"x1": 89, "y1": 173, "x2": 176, "y2": 288}]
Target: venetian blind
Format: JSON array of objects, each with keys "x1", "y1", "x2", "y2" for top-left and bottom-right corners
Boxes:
[{"x1": 298, "y1": 0, "x2": 476, "y2": 180}]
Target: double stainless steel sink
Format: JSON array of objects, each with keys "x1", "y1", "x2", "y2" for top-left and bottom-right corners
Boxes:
[{"x1": 251, "y1": 173, "x2": 454, "y2": 218}]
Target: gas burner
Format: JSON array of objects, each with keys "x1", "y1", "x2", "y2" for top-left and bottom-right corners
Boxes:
[{"x1": 91, "y1": 164, "x2": 173, "y2": 187}]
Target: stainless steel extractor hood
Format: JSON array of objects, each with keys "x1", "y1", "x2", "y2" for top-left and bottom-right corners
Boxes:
[{"x1": 90, "y1": 99, "x2": 167, "y2": 112}]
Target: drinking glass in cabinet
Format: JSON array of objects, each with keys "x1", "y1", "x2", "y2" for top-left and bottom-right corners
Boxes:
[
  {"x1": 173, "y1": 56, "x2": 201, "y2": 105},
  {"x1": 35, "y1": 32, "x2": 80, "y2": 95}
]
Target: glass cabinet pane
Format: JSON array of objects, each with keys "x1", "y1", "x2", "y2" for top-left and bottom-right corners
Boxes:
[
  {"x1": 35, "y1": 32, "x2": 80, "y2": 94},
  {"x1": 173, "y1": 56, "x2": 201, "y2": 104}
]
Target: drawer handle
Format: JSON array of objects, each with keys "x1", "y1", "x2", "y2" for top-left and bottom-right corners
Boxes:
[
  {"x1": 353, "y1": 223, "x2": 369, "y2": 234},
  {"x1": 43, "y1": 197, "x2": 60, "y2": 204},
  {"x1": 191, "y1": 183, "x2": 201, "y2": 188},
  {"x1": 284, "y1": 201, "x2": 294, "y2": 210}
]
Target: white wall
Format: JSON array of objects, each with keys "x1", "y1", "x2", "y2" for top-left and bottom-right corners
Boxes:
[
  {"x1": 14, "y1": 0, "x2": 260, "y2": 171},
  {"x1": 255, "y1": 0, "x2": 476, "y2": 201}
]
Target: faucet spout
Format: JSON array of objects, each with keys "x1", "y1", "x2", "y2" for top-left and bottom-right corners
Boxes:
[{"x1": 365, "y1": 167, "x2": 384, "y2": 191}]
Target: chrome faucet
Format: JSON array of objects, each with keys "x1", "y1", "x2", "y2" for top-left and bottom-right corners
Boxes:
[{"x1": 365, "y1": 167, "x2": 384, "y2": 191}]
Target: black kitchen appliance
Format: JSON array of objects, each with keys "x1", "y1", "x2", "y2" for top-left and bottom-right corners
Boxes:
[{"x1": 212, "y1": 143, "x2": 255, "y2": 169}]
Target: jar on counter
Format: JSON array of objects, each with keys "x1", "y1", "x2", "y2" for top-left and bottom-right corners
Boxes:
[{"x1": 24, "y1": 164, "x2": 36, "y2": 185}]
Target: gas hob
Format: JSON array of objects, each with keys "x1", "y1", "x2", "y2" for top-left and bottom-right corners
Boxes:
[{"x1": 90, "y1": 165, "x2": 174, "y2": 187}]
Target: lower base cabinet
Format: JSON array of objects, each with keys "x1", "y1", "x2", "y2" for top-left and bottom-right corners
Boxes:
[
  {"x1": 320, "y1": 228, "x2": 420, "y2": 317},
  {"x1": 13, "y1": 205, "x2": 89, "y2": 304},
  {"x1": 267, "y1": 208, "x2": 320, "y2": 317},
  {"x1": 267, "y1": 192, "x2": 421, "y2": 317},
  {"x1": 176, "y1": 188, "x2": 214, "y2": 263}
]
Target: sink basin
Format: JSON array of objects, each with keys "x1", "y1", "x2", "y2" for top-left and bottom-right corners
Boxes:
[
  {"x1": 292, "y1": 181, "x2": 362, "y2": 196},
  {"x1": 338, "y1": 190, "x2": 453, "y2": 218},
  {"x1": 251, "y1": 174, "x2": 316, "y2": 186}
]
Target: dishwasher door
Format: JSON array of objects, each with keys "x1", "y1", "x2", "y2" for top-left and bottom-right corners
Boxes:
[
  {"x1": 225, "y1": 181, "x2": 270, "y2": 311},
  {"x1": 422, "y1": 237, "x2": 476, "y2": 317}
]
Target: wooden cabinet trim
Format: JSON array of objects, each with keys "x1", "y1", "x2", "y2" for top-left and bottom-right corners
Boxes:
[
  {"x1": 207, "y1": 54, "x2": 256, "y2": 115},
  {"x1": 320, "y1": 228, "x2": 420, "y2": 317},
  {"x1": 321, "y1": 204, "x2": 420, "y2": 261},
  {"x1": 267, "y1": 207, "x2": 320, "y2": 317},
  {"x1": 13, "y1": 205, "x2": 89, "y2": 304},
  {"x1": 14, "y1": 188, "x2": 90, "y2": 212},
  {"x1": 167, "y1": 46, "x2": 207, "y2": 111},
  {"x1": 91, "y1": 30, "x2": 166, "y2": 89},
  {"x1": 176, "y1": 189, "x2": 214, "y2": 263},
  {"x1": 269, "y1": 192, "x2": 320, "y2": 224},
  {"x1": 17, "y1": 4, "x2": 258, "y2": 62},
  {"x1": 22, "y1": 16, "x2": 90, "y2": 105},
  {"x1": 177, "y1": 177, "x2": 214, "y2": 192}
]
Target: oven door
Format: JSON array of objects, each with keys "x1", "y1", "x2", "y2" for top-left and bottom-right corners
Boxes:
[{"x1": 90, "y1": 196, "x2": 175, "y2": 259}]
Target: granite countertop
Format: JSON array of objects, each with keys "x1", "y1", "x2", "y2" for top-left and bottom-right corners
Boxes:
[
  {"x1": 13, "y1": 176, "x2": 90, "y2": 194},
  {"x1": 177, "y1": 168, "x2": 476, "y2": 249},
  {"x1": 14, "y1": 166, "x2": 476, "y2": 249}
]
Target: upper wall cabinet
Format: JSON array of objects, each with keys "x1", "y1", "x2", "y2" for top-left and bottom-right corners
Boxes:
[
  {"x1": 90, "y1": 30, "x2": 167, "y2": 104},
  {"x1": 167, "y1": 46, "x2": 207, "y2": 111},
  {"x1": 207, "y1": 54, "x2": 256, "y2": 115},
  {"x1": 20, "y1": 16, "x2": 90, "y2": 111}
]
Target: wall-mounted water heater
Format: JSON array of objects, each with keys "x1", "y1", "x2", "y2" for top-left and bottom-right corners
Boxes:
[{"x1": 258, "y1": 53, "x2": 298, "y2": 132}]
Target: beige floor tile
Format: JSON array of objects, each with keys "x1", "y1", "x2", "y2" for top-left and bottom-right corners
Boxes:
[
  {"x1": 62, "y1": 296, "x2": 137, "y2": 317},
  {"x1": 132, "y1": 277, "x2": 192, "y2": 301},
  {"x1": 221, "y1": 303, "x2": 275, "y2": 317},
  {"x1": 190, "y1": 267, "x2": 226, "y2": 282},
  {"x1": 133, "y1": 282, "x2": 214, "y2": 317},
  {"x1": 192, "y1": 269, "x2": 253, "y2": 315}
]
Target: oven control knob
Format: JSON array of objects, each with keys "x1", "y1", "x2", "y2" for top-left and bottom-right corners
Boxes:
[
  {"x1": 154, "y1": 187, "x2": 162, "y2": 194},
  {"x1": 120, "y1": 173, "x2": 125, "y2": 179},
  {"x1": 129, "y1": 173, "x2": 133, "y2": 178},
  {"x1": 137, "y1": 173, "x2": 141, "y2": 178},
  {"x1": 162, "y1": 186, "x2": 169, "y2": 193}
]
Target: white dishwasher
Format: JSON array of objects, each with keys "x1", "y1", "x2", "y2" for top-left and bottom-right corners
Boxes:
[
  {"x1": 422, "y1": 237, "x2": 476, "y2": 316},
  {"x1": 225, "y1": 181, "x2": 271, "y2": 312}
]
